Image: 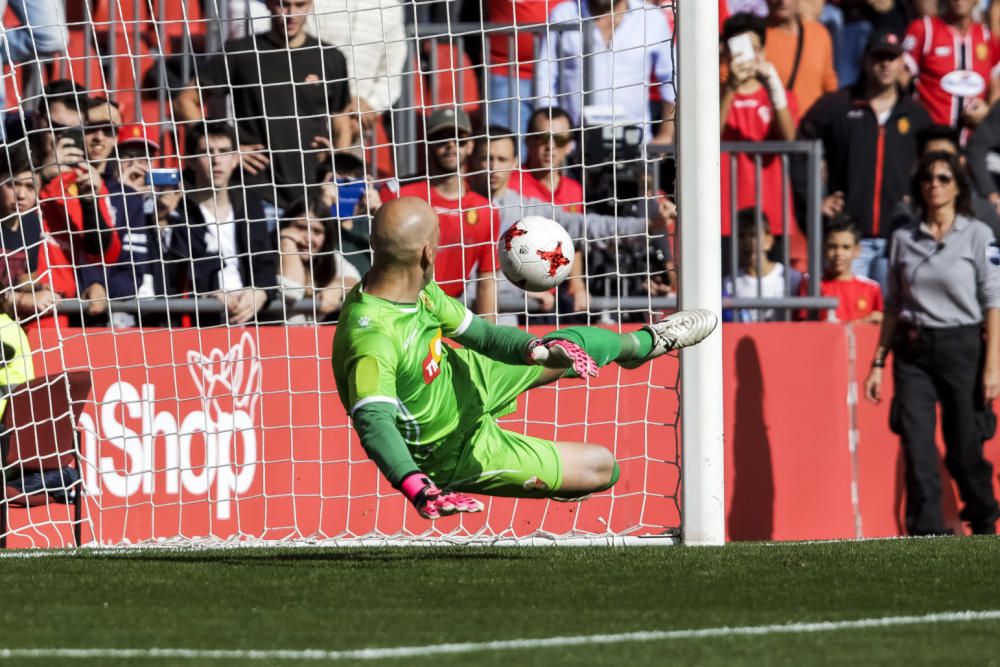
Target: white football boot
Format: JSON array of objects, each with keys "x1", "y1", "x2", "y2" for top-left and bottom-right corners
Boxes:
[{"x1": 618, "y1": 309, "x2": 719, "y2": 369}]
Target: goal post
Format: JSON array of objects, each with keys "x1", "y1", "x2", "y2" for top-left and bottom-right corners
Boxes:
[
  {"x1": 677, "y1": 0, "x2": 726, "y2": 546},
  {"x1": 0, "y1": 0, "x2": 725, "y2": 548}
]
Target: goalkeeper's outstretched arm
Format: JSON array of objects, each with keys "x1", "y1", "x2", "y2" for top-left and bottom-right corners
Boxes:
[
  {"x1": 351, "y1": 401, "x2": 483, "y2": 519},
  {"x1": 452, "y1": 315, "x2": 598, "y2": 377}
]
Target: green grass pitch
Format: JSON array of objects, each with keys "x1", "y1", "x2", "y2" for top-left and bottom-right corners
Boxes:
[{"x1": 1, "y1": 538, "x2": 999, "y2": 666}]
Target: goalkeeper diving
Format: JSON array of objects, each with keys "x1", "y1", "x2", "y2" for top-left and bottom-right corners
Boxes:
[{"x1": 332, "y1": 198, "x2": 717, "y2": 519}]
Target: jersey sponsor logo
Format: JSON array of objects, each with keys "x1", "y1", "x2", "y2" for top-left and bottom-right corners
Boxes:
[
  {"x1": 403, "y1": 328, "x2": 419, "y2": 349},
  {"x1": 941, "y1": 70, "x2": 986, "y2": 97},
  {"x1": 422, "y1": 329, "x2": 444, "y2": 383}
]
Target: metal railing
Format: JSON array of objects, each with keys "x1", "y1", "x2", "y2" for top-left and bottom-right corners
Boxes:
[{"x1": 8, "y1": 9, "x2": 837, "y2": 321}]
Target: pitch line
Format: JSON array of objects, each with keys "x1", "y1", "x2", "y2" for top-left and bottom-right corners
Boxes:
[{"x1": 2, "y1": 610, "x2": 999, "y2": 661}]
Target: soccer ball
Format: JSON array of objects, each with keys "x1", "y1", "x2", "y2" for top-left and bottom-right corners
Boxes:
[{"x1": 498, "y1": 216, "x2": 575, "y2": 292}]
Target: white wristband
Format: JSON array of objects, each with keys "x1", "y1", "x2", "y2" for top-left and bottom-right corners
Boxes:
[{"x1": 763, "y1": 67, "x2": 788, "y2": 111}]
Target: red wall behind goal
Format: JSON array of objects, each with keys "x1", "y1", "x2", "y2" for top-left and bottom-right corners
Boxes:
[{"x1": 6, "y1": 324, "x2": 999, "y2": 547}]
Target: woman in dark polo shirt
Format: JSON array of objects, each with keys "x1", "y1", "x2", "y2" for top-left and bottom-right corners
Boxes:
[{"x1": 864, "y1": 151, "x2": 1000, "y2": 536}]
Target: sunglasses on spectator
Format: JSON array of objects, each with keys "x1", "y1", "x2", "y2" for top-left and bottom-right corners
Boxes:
[
  {"x1": 428, "y1": 133, "x2": 471, "y2": 146},
  {"x1": 84, "y1": 123, "x2": 116, "y2": 137},
  {"x1": 920, "y1": 173, "x2": 954, "y2": 185},
  {"x1": 531, "y1": 133, "x2": 573, "y2": 148}
]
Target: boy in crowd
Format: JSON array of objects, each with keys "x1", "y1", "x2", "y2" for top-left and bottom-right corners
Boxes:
[
  {"x1": 798, "y1": 217, "x2": 884, "y2": 323},
  {"x1": 723, "y1": 208, "x2": 803, "y2": 322}
]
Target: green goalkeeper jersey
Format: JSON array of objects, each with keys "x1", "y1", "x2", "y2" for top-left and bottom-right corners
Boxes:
[{"x1": 332, "y1": 280, "x2": 479, "y2": 447}]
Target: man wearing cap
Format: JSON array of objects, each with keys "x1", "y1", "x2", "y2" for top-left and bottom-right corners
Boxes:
[
  {"x1": 382, "y1": 108, "x2": 499, "y2": 321},
  {"x1": 78, "y1": 118, "x2": 168, "y2": 327},
  {"x1": 800, "y1": 29, "x2": 932, "y2": 288},
  {"x1": 115, "y1": 123, "x2": 161, "y2": 194}
]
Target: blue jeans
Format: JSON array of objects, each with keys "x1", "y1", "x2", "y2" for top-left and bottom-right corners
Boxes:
[
  {"x1": 0, "y1": 0, "x2": 67, "y2": 138},
  {"x1": 852, "y1": 237, "x2": 889, "y2": 294},
  {"x1": 486, "y1": 73, "x2": 534, "y2": 139}
]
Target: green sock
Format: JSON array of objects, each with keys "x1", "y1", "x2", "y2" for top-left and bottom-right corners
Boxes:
[{"x1": 544, "y1": 327, "x2": 654, "y2": 368}]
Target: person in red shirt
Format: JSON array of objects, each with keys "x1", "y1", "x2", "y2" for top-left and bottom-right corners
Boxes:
[
  {"x1": 486, "y1": 0, "x2": 565, "y2": 137},
  {"x1": 720, "y1": 13, "x2": 802, "y2": 258},
  {"x1": 516, "y1": 107, "x2": 585, "y2": 212},
  {"x1": 798, "y1": 217, "x2": 884, "y2": 323},
  {"x1": 902, "y1": 0, "x2": 1000, "y2": 131},
  {"x1": 37, "y1": 162, "x2": 122, "y2": 324},
  {"x1": 382, "y1": 108, "x2": 498, "y2": 320}
]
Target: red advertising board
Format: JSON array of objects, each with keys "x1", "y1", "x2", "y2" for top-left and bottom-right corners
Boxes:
[
  {"x1": 8, "y1": 326, "x2": 681, "y2": 547},
  {"x1": 6, "y1": 323, "x2": 999, "y2": 547}
]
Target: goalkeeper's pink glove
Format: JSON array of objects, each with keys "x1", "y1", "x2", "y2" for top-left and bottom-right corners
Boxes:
[
  {"x1": 528, "y1": 339, "x2": 599, "y2": 378},
  {"x1": 399, "y1": 473, "x2": 484, "y2": 520}
]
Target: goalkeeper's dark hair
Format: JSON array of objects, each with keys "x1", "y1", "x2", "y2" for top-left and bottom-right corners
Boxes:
[
  {"x1": 722, "y1": 13, "x2": 767, "y2": 47},
  {"x1": 824, "y1": 215, "x2": 862, "y2": 244},
  {"x1": 281, "y1": 191, "x2": 341, "y2": 288},
  {"x1": 184, "y1": 120, "x2": 238, "y2": 156}
]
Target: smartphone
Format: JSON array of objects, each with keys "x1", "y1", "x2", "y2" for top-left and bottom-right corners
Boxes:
[
  {"x1": 145, "y1": 168, "x2": 181, "y2": 187},
  {"x1": 335, "y1": 179, "x2": 366, "y2": 219},
  {"x1": 57, "y1": 126, "x2": 86, "y2": 162},
  {"x1": 727, "y1": 33, "x2": 755, "y2": 64}
]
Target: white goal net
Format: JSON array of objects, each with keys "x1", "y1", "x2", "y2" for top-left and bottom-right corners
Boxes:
[{"x1": 0, "y1": 0, "x2": 697, "y2": 547}]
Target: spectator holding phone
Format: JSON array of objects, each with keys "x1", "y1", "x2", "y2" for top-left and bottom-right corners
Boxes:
[
  {"x1": 29, "y1": 80, "x2": 85, "y2": 184},
  {"x1": 168, "y1": 121, "x2": 277, "y2": 325},
  {"x1": 0, "y1": 143, "x2": 57, "y2": 325},
  {"x1": 37, "y1": 102, "x2": 122, "y2": 324},
  {"x1": 278, "y1": 192, "x2": 360, "y2": 323},
  {"x1": 721, "y1": 14, "x2": 801, "y2": 256},
  {"x1": 315, "y1": 145, "x2": 381, "y2": 276}
]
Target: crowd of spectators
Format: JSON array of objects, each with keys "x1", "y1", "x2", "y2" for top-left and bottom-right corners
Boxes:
[{"x1": 5, "y1": 0, "x2": 1000, "y2": 329}]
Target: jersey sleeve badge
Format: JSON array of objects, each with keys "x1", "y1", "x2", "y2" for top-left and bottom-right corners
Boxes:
[{"x1": 986, "y1": 240, "x2": 1000, "y2": 267}]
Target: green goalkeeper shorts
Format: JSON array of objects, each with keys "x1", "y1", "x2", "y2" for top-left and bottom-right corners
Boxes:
[{"x1": 420, "y1": 349, "x2": 562, "y2": 498}]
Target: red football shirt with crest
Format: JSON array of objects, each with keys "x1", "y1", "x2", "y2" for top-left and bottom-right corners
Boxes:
[
  {"x1": 720, "y1": 85, "x2": 800, "y2": 236},
  {"x1": 383, "y1": 181, "x2": 500, "y2": 297},
  {"x1": 903, "y1": 16, "x2": 1000, "y2": 126},
  {"x1": 511, "y1": 170, "x2": 584, "y2": 212},
  {"x1": 798, "y1": 275, "x2": 884, "y2": 322}
]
